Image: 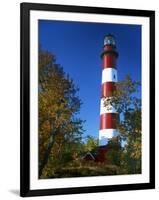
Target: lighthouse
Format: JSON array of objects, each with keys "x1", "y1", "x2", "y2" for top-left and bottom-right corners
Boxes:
[{"x1": 99, "y1": 34, "x2": 119, "y2": 146}]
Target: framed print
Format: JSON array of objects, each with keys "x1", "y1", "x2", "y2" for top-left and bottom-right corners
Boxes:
[{"x1": 20, "y1": 2, "x2": 155, "y2": 197}]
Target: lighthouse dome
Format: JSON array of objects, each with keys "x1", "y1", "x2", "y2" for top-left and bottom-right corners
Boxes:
[{"x1": 104, "y1": 34, "x2": 116, "y2": 46}]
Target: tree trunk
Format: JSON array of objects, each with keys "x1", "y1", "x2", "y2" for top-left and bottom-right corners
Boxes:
[{"x1": 39, "y1": 132, "x2": 56, "y2": 178}]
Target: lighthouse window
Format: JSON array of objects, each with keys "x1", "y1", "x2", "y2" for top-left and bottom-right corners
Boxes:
[
  {"x1": 114, "y1": 74, "x2": 116, "y2": 80},
  {"x1": 107, "y1": 39, "x2": 111, "y2": 44}
]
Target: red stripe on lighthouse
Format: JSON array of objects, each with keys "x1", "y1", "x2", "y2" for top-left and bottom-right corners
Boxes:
[
  {"x1": 100, "y1": 113, "x2": 117, "y2": 129},
  {"x1": 101, "y1": 82, "x2": 116, "y2": 97},
  {"x1": 103, "y1": 54, "x2": 116, "y2": 69}
]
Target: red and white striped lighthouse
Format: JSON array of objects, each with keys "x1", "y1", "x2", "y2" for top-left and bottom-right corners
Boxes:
[{"x1": 99, "y1": 34, "x2": 119, "y2": 146}]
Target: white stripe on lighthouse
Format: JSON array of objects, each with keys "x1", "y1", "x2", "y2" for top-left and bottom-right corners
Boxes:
[
  {"x1": 99, "y1": 129, "x2": 118, "y2": 139},
  {"x1": 99, "y1": 129, "x2": 118, "y2": 145},
  {"x1": 102, "y1": 68, "x2": 117, "y2": 83},
  {"x1": 100, "y1": 98, "x2": 117, "y2": 114}
]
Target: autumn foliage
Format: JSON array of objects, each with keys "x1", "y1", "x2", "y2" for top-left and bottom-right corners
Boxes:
[{"x1": 38, "y1": 49, "x2": 84, "y2": 178}]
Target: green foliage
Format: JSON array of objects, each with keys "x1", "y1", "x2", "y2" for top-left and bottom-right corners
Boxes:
[
  {"x1": 47, "y1": 162, "x2": 121, "y2": 178},
  {"x1": 83, "y1": 135, "x2": 98, "y2": 152},
  {"x1": 106, "y1": 138, "x2": 122, "y2": 166}
]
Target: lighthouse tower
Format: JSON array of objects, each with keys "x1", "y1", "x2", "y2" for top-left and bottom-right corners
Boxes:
[{"x1": 99, "y1": 34, "x2": 119, "y2": 146}]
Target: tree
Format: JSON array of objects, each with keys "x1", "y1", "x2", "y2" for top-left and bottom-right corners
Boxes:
[
  {"x1": 106, "y1": 138, "x2": 122, "y2": 166},
  {"x1": 104, "y1": 75, "x2": 141, "y2": 173},
  {"x1": 38, "y1": 48, "x2": 84, "y2": 178},
  {"x1": 84, "y1": 136, "x2": 98, "y2": 152}
]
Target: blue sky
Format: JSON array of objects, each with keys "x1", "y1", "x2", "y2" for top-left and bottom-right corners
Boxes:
[{"x1": 39, "y1": 20, "x2": 141, "y2": 139}]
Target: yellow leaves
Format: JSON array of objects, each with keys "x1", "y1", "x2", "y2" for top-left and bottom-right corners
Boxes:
[{"x1": 130, "y1": 140, "x2": 141, "y2": 160}]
